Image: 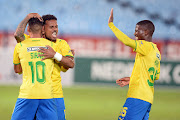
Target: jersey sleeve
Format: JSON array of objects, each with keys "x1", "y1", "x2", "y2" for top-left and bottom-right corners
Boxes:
[
  {"x1": 108, "y1": 22, "x2": 136, "y2": 49},
  {"x1": 56, "y1": 40, "x2": 73, "y2": 57},
  {"x1": 61, "y1": 66, "x2": 68, "y2": 72},
  {"x1": 13, "y1": 44, "x2": 21, "y2": 65},
  {"x1": 155, "y1": 54, "x2": 161, "y2": 80},
  {"x1": 155, "y1": 62, "x2": 160, "y2": 80},
  {"x1": 134, "y1": 40, "x2": 152, "y2": 56}
]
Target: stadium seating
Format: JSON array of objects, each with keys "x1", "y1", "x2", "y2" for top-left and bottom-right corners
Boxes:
[{"x1": 0, "y1": 0, "x2": 179, "y2": 39}]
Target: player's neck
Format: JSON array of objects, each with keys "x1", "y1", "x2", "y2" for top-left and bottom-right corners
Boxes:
[
  {"x1": 145, "y1": 36, "x2": 152, "y2": 42},
  {"x1": 30, "y1": 33, "x2": 42, "y2": 38}
]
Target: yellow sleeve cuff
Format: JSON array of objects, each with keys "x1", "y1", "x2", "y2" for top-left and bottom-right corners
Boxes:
[{"x1": 108, "y1": 22, "x2": 114, "y2": 28}]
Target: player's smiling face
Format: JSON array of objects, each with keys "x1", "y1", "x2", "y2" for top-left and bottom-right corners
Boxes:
[
  {"x1": 134, "y1": 25, "x2": 146, "y2": 40},
  {"x1": 43, "y1": 20, "x2": 58, "y2": 41}
]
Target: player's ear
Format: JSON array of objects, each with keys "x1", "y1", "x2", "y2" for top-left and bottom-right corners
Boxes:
[
  {"x1": 144, "y1": 29, "x2": 149, "y2": 36},
  {"x1": 42, "y1": 26, "x2": 45, "y2": 33},
  {"x1": 42, "y1": 26, "x2": 45, "y2": 37}
]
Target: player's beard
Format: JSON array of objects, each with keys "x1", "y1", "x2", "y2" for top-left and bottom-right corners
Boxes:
[{"x1": 45, "y1": 34, "x2": 56, "y2": 42}]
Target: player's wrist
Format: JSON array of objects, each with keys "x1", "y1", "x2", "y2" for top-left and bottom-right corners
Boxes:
[{"x1": 53, "y1": 52, "x2": 62, "y2": 62}]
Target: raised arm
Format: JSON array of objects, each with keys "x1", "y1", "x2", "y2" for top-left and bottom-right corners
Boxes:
[
  {"x1": 14, "y1": 13, "x2": 43, "y2": 43},
  {"x1": 108, "y1": 8, "x2": 136, "y2": 49}
]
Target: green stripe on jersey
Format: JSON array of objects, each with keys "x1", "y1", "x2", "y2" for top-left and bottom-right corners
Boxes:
[
  {"x1": 13, "y1": 63, "x2": 20, "y2": 65},
  {"x1": 134, "y1": 40, "x2": 137, "y2": 51},
  {"x1": 65, "y1": 55, "x2": 74, "y2": 57}
]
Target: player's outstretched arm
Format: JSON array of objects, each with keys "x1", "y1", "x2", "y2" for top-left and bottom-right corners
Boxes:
[
  {"x1": 14, "y1": 13, "x2": 43, "y2": 43},
  {"x1": 38, "y1": 46, "x2": 75, "y2": 68},
  {"x1": 116, "y1": 77, "x2": 130, "y2": 87},
  {"x1": 108, "y1": 8, "x2": 136, "y2": 49}
]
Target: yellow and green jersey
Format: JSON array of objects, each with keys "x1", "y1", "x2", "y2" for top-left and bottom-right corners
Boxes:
[
  {"x1": 109, "y1": 22, "x2": 161, "y2": 104},
  {"x1": 13, "y1": 38, "x2": 56, "y2": 99},
  {"x1": 22, "y1": 34, "x2": 74, "y2": 98},
  {"x1": 52, "y1": 39, "x2": 74, "y2": 98}
]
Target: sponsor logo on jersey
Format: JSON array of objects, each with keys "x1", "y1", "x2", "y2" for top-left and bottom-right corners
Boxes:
[
  {"x1": 156, "y1": 53, "x2": 160, "y2": 60},
  {"x1": 27, "y1": 46, "x2": 48, "y2": 52},
  {"x1": 68, "y1": 50, "x2": 72, "y2": 53}
]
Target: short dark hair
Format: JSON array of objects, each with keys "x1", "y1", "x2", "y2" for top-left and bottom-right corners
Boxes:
[
  {"x1": 28, "y1": 18, "x2": 43, "y2": 33},
  {"x1": 42, "y1": 14, "x2": 57, "y2": 25},
  {"x1": 137, "y1": 20, "x2": 155, "y2": 36}
]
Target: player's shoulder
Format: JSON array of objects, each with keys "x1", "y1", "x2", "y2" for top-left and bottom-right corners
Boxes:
[
  {"x1": 41, "y1": 38, "x2": 56, "y2": 46},
  {"x1": 15, "y1": 42, "x2": 22, "y2": 47},
  {"x1": 138, "y1": 40, "x2": 156, "y2": 48},
  {"x1": 41, "y1": 38, "x2": 50, "y2": 42},
  {"x1": 137, "y1": 40, "x2": 150, "y2": 44},
  {"x1": 56, "y1": 38, "x2": 68, "y2": 44},
  {"x1": 14, "y1": 42, "x2": 22, "y2": 50}
]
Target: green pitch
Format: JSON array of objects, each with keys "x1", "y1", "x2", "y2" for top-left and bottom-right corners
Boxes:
[{"x1": 0, "y1": 85, "x2": 180, "y2": 120}]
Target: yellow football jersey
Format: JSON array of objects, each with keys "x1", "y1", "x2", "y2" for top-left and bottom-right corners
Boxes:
[
  {"x1": 109, "y1": 22, "x2": 161, "y2": 104},
  {"x1": 51, "y1": 39, "x2": 74, "y2": 98},
  {"x1": 127, "y1": 40, "x2": 161, "y2": 104},
  {"x1": 13, "y1": 38, "x2": 56, "y2": 99}
]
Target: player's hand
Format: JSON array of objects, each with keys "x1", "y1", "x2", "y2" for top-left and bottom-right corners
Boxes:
[
  {"x1": 116, "y1": 77, "x2": 130, "y2": 87},
  {"x1": 38, "y1": 45, "x2": 56, "y2": 61},
  {"x1": 108, "y1": 8, "x2": 113, "y2": 24},
  {"x1": 27, "y1": 13, "x2": 43, "y2": 22}
]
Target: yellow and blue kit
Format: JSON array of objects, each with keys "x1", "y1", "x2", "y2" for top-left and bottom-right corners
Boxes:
[
  {"x1": 24, "y1": 34, "x2": 73, "y2": 120},
  {"x1": 52, "y1": 39, "x2": 73, "y2": 120},
  {"x1": 12, "y1": 38, "x2": 58, "y2": 120},
  {"x1": 109, "y1": 22, "x2": 161, "y2": 120}
]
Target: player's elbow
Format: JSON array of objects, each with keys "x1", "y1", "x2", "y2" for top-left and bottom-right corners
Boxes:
[
  {"x1": 14, "y1": 32, "x2": 24, "y2": 43},
  {"x1": 69, "y1": 62, "x2": 75, "y2": 68},
  {"x1": 14, "y1": 64, "x2": 22, "y2": 73},
  {"x1": 14, "y1": 69, "x2": 22, "y2": 73},
  {"x1": 14, "y1": 32, "x2": 20, "y2": 40},
  {"x1": 14, "y1": 32, "x2": 18, "y2": 38}
]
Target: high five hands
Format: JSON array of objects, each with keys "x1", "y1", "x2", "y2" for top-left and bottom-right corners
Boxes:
[{"x1": 108, "y1": 8, "x2": 113, "y2": 24}]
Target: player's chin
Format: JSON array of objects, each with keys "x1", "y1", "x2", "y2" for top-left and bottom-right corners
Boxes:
[{"x1": 51, "y1": 37, "x2": 57, "y2": 41}]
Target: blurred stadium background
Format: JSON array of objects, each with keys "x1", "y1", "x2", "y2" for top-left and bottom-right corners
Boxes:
[{"x1": 0, "y1": 0, "x2": 180, "y2": 120}]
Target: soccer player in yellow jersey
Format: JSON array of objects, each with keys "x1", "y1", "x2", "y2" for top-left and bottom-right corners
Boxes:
[
  {"x1": 12, "y1": 18, "x2": 58, "y2": 120},
  {"x1": 108, "y1": 8, "x2": 161, "y2": 120},
  {"x1": 39, "y1": 14, "x2": 75, "y2": 120},
  {"x1": 14, "y1": 13, "x2": 74, "y2": 120}
]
